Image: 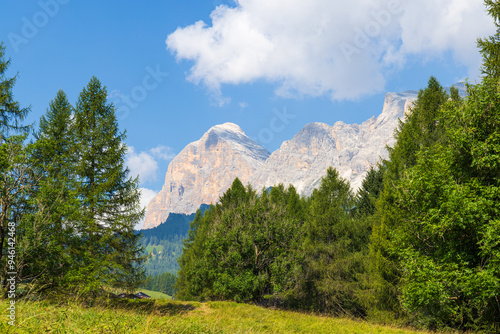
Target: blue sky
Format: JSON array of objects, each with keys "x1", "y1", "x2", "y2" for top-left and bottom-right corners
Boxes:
[{"x1": 0, "y1": 0, "x2": 495, "y2": 227}]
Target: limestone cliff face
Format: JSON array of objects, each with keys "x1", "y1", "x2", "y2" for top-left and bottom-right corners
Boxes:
[
  {"x1": 143, "y1": 91, "x2": 417, "y2": 229},
  {"x1": 250, "y1": 91, "x2": 417, "y2": 195},
  {"x1": 142, "y1": 123, "x2": 270, "y2": 229}
]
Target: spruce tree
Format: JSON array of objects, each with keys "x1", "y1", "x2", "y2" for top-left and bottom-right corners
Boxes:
[
  {"x1": 385, "y1": 76, "x2": 448, "y2": 181},
  {"x1": 298, "y1": 167, "x2": 368, "y2": 316},
  {"x1": 24, "y1": 90, "x2": 80, "y2": 291},
  {"x1": 72, "y1": 77, "x2": 145, "y2": 293},
  {"x1": 355, "y1": 165, "x2": 384, "y2": 216}
]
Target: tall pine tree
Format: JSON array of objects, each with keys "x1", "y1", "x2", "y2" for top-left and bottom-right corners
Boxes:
[{"x1": 72, "y1": 77, "x2": 145, "y2": 293}]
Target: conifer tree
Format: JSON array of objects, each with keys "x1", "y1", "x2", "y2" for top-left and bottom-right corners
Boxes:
[
  {"x1": 355, "y1": 165, "x2": 384, "y2": 216},
  {"x1": 176, "y1": 179, "x2": 304, "y2": 303},
  {"x1": 478, "y1": 0, "x2": 500, "y2": 79},
  {"x1": 72, "y1": 77, "x2": 145, "y2": 293},
  {"x1": 385, "y1": 76, "x2": 448, "y2": 181},
  {"x1": 368, "y1": 77, "x2": 450, "y2": 316},
  {"x1": 23, "y1": 90, "x2": 80, "y2": 291},
  {"x1": 0, "y1": 43, "x2": 32, "y2": 295},
  {"x1": 298, "y1": 167, "x2": 368, "y2": 316},
  {"x1": 0, "y1": 43, "x2": 30, "y2": 139}
]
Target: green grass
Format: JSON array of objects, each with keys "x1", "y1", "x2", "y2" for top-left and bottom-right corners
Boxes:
[
  {"x1": 136, "y1": 288, "x2": 171, "y2": 300},
  {"x1": 103, "y1": 287, "x2": 171, "y2": 300},
  {"x1": 0, "y1": 298, "x2": 435, "y2": 334}
]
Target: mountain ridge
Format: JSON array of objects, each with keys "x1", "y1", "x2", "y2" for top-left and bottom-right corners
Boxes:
[{"x1": 142, "y1": 90, "x2": 418, "y2": 229}]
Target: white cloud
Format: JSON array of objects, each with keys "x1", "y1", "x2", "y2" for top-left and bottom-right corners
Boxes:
[
  {"x1": 126, "y1": 147, "x2": 159, "y2": 183},
  {"x1": 126, "y1": 145, "x2": 176, "y2": 184},
  {"x1": 397, "y1": 0, "x2": 492, "y2": 79},
  {"x1": 150, "y1": 145, "x2": 176, "y2": 161},
  {"x1": 167, "y1": 0, "x2": 495, "y2": 101},
  {"x1": 135, "y1": 187, "x2": 158, "y2": 230}
]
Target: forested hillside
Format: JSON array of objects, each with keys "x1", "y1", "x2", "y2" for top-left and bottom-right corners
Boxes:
[{"x1": 139, "y1": 205, "x2": 209, "y2": 277}]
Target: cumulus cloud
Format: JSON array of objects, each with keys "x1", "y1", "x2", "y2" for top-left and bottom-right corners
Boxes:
[
  {"x1": 126, "y1": 147, "x2": 158, "y2": 183},
  {"x1": 135, "y1": 187, "x2": 158, "y2": 229},
  {"x1": 126, "y1": 145, "x2": 176, "y2": 183},
  {"x1": 166, "y1": 0, "x2": 495, "y2": 101}
]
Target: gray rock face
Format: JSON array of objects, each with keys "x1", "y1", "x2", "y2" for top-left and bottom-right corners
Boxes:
[
  {"x1": 142, "y1": 123, "x2": 270, "y2": 229},
  {"x1": 142, "y1": 91, "x2": 417, "y2": 229},
  {"x1": 251, "y1": 91, "x2": 417, "y2": 194}
]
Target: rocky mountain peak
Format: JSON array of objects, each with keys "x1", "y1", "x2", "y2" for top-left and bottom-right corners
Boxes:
[
  {"x1": 208, "y1": 122, "x2": 244, "y2": 134},
  {"x1": 142, "y1": 123, "x2": 270, "y2": 229},
  {"x1": 202, "y1": 122, "x2": 270, "y2": 162}
]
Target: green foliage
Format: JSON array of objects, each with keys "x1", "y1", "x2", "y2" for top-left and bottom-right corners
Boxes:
[
  {"x1": 141, "y1": 272, "x2": 177, "y2": 296},
  {"x1": 0, "y1": 43, "x2": 30, "y2": 138},
  {"x1": 375, "y1": 4, "x2": 500, "y2": 330},
  {"x1": 142, "y1": 235, "x2": 185, "y2": 276},
  {"x1": 355, "y1": 165, "x2": 385, "y2": 216},
  {"x1": 5, "y1": 77, "x2": 147, "y2": 297},
  {"x1": 392, "y1": 79, "x2": 500, "y2": 332},
  {"x1": 177, "y1": 171, "x2": 372, "y2": 317},
  {"x1": 70, "y1": 76, "x2": 146, "y2": 293},
  {"x1": 368, "y1": 77, "x2": 451, "y2": 316},
  {"x1": 21, "y1": 90, "x2": 80, "y2": 291},
  {"x1": 478, "y1": 0, "x2": 500, "y2": 79},
  {"x1": 176, "y1": 179, "x2": 305, "y2": 303},
  {"x1": 139, "y1": 211, "x2": 202, "y2": 276},
  {"x1": 385, "y1": 76, "x2": 449, "y2": 181},
  {"x1": 0, "y1": 135, "x2": 40, "y2": 292},
  {"x1": 0, "y1": 44, "x2": 34, "y2": 296},
  {"x1": 295, "y1": 167, "x2": 370, "y2": 316}
]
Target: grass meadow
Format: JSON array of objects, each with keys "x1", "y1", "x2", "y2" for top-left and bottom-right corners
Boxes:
[{"x1": 0, "y1": 298, "x2": 436, "y2": 334}]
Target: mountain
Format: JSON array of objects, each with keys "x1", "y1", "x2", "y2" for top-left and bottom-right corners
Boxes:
[
  {"x1": 142, "y1": 91, "x2": 417, "y2": 229},
  {"x1": 143, "y1": 123, "x2": 270, "y2": 229},
  {"x1": 250, "y1": 91, "x2": 417, "y2": 194}
]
